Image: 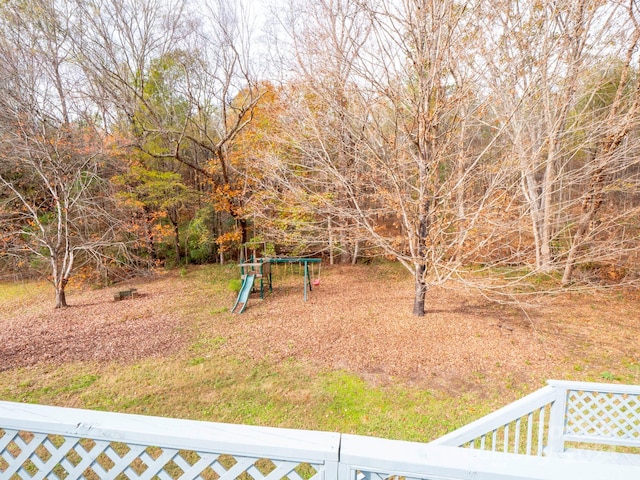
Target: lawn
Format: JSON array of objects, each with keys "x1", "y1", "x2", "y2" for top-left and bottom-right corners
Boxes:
[{"x1": 1, "y1": 263, "x2": 639, "y2": 442}]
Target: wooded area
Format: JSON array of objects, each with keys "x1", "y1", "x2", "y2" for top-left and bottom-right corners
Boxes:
[{"x1": 1, "y1": 0, "x2": 639, "y2": 314}]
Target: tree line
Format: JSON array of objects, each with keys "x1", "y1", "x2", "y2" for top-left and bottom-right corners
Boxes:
[{"x1": 1, "y1": 0, "x2": 639, "y2": 314}]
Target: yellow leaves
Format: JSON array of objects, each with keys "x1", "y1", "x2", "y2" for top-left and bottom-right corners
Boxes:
[
  {"x1": 154, "y1": 223, "x2": 173, "y2": 241},
  {"x1": 215, "y1": 229, "x2": 242, "y2": 253}
]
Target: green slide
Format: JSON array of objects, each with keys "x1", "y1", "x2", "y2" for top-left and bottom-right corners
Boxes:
[{"x1": 231, "y1": 274, "x2": 255, "y2": 314}]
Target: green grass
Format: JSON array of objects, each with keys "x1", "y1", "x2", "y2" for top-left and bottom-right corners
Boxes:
[
  {"x1": 0, "y1": 280, "x2": 49, "y2": 302},
  {"x1": 0, "y1": 355, "x2": 493, "y2": 441},
  {"x1": 466, "y1": 265, "x2": 563, "y2": 290}
]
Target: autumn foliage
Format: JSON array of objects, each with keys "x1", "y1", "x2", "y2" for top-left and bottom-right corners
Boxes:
[{"x1": 2, "y1": 0, "x2": 640, "y2": 313}]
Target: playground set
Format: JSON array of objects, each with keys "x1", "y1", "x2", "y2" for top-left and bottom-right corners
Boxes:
[{"x1": 230, "y1": 245, "x2": 322, "y2": 314}]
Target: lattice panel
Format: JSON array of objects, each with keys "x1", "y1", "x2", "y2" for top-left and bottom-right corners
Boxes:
[
  {"x1": 0, "y1": 428, "x2": 322, "y2": 480},
  {"x1": 565, "y1": 390, "x2": 640, "y2": 440}
]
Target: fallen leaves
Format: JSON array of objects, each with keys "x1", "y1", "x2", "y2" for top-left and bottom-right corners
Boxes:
[
  {"x1": 0, "y1": 280, "x2": 185, "y2": 371},
  {"x1": 2, "y1": 264, "x2": 639, "y2": 396}
]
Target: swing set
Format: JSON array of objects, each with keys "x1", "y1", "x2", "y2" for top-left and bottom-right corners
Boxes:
[
  {"x1": 268, "y1": 257, "x2": 322, "y2": 301},
  {"x1": 230, "y1": 243, "x2": 323, "y2": 313}
]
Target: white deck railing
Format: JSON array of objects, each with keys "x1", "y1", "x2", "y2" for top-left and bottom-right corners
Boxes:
[
  {"x1": 431, "y1": 380, "x2": 640, "y2": 465},
  {"x1": 0, "y1": 401, "x2": 339, "y2": 480},
  {"x1": 1, "y1": 380, "x2": 639, "y2": 480}
]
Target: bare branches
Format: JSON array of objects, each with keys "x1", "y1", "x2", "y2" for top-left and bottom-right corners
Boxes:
[
  {"x1": 0, "y1": 1, "x2": 134, "y2": 307},
  {"x1": 3, "y1": 0, "x2": 640, "y2": 311},
  {"x1": 253, "y1": 0, "x2": 640, "y2": 314}
]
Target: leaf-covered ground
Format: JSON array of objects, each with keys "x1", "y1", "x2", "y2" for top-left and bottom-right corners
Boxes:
[
  {"x1": 2, "y1": 263, "x2": 639, "y2": 395},
  {"x1": 0, "y1": 279, "x2": 184, "y2": 371}
]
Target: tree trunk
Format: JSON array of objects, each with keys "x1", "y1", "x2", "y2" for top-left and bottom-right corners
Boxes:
[
  {"x1": 351, "y1": 240, "x2": 359, "y2": 265},
  {"x1": 413, "y1": 197, "x2": 431, "y2": 316},
  {"x1": 215, "y1": 212, "x2": 224, "y2": 264},
  {"x1": 173, "y1": 222, "x2": 181, "y2": 264},
  {"x1": 168, "y1": 208, "x2": 181, "y2": 264},
  {"x1": 561, "y1": 220, "x2": 588, "y2": 286},
  {"x1": 239, "y1": 218, "x2": 248, "y2": 245},
  {"x1": 539, "y1": 139, "x2": 558, "y2": 272},
  {"x1": 55, "y1": 278, "x2": 68, "y2": 309},
  {"x1": 144, "y1": 207, "x2": 156, "y2": 261},
  {"x1": 413, "y1": 264, "x2": 427, "y2": 316},
  {"x1": 339, "y1": 228, "x2": 351, "y2": 264},
  {"x1": 562, "y1": 159, "x2": 609, "y2": 285},
  {"x1": 328, "y1": 217, "x2": 334, "y2": 265}
]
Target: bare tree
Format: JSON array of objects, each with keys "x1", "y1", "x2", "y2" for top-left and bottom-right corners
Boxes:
[
  {"x1": 280, "y1": 0, "x2": 373, "y2": 264},
  {"x1": 481, "y1": 0, "x2": 640, "y2": 284},
  {"x1": 0, "y1": 0, "x2": 129, "y2": 308},
  {"x1": 561, "y1": 1, "x2": 640, "y2": 284},
  {"x1": 267, "y1": 0, "x2": 520, "y2": 315}
]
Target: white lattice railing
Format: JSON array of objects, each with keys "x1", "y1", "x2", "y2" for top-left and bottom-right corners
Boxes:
[
  {"x1": 0, "y1": 402, "x2": 340, "y2": 480},
  {"x1": 2, "y1": 380, "x2": 640, "y2": 480},
  {"x1": 431, "y1": 380, "x2": 640, "y2": 465}
]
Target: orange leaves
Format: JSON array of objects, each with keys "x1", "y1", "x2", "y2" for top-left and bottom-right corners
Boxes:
[
  {"x1": 153, "y1": 223, "x2": 174, "y2": 241},
  {"x1": 215, "y1": 228, "x2": 242, "y2": 253},
  {"x1": 210, "y1": 183, "x2": 244, "y2": 215},
  {"x1": 226, "y1": 82, "x2": 288, "y2": 173},
  {"x1": 104, "y1": 132, "x2": 131, "y2": 160}
]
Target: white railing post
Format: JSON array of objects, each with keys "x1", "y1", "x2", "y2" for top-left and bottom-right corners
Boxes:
[
  {"x1": 337, "y1": 456, "x2": 355, "y2": 480},
  {"x1": 326, "y1": 455, "x2": 341, "y2": 480},
  {"x1": 546, "y1": 381, "x2": 568, "y2": 455},
  {"x1": 547, "y1": 380, "x2": 640, "y2": 453}
]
